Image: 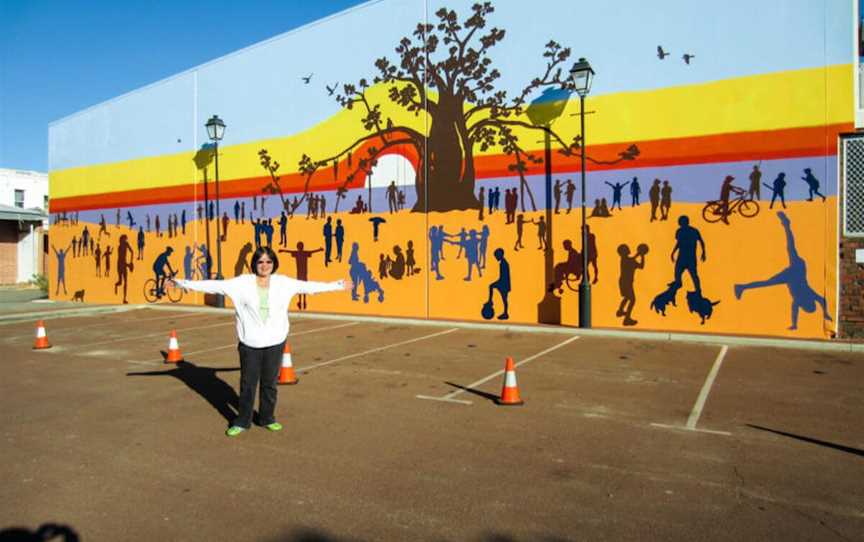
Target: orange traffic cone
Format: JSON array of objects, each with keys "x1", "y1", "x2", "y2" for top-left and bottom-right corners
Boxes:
[
  {"x1": 278, "y1": 342, "x2": 299, "y2": 385},
  {"x1": 165, "y1": 330, "x2": 183, "y2": 363},
  {"x1": 33, "y1": 320, "x2": 51, "y2": 350},
  {"x1": 496, "y1": 356, "x2": 524, "y2": 406}
]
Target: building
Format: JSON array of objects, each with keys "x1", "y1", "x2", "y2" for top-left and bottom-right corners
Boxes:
[
  {"x1": 0, "y1": 168, "x2": 48, "y2": 284},
  {"x1": 47, "y1": 0, "x2": 862, "y2": 340}
]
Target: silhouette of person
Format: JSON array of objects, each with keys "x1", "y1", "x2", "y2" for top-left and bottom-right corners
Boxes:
[
  {"x1": 126, "y1": 211, "x2": 136, "y2": 228},
  {"x1": 253, "y1": 219, "x2": 263, "y2": 248},
  {"x1": 241, "y1": 201, "x2": 246, "y2": 223},
  {"x1": 234, "y1": 243, "x2": 253, "y2": 277},
  {"x1": 429, "y1": 226, "x2": 445, "y2": 280},
  {"x1": 478, "y1": 225, "x2": 490, "y2": 269},
  {"x1": 127, "y1": 361, "x2": 241, "y2": 425},
  {"x1": 137, "y1": 226, "x2": 145, "y2": 261},
  {"x1": 477, "y1": 186, "x2": 485, "y2": 221},
  {"x1": 221, "y1": 212, "x2": 230, "y2": 242},
  {"x1": 387, "y1": 181, "x2": 399, "y2": 213},
  {"x1": 103, "y1": 245, "x2": 113, "y2": 277},
  {"x1": 71, "y1": 236, "x2": 78, "y2": 258},
  {"x1": 98, "y1": 214, "x2": 110, "y2": 238},
  {"x1": 605, "y1": 180, "x2": 630, "y2": 211},
  {"x1": 551, "y1": 239, "x2": 580, "y2": 293},
  {"x1": 446, "y1": 229, "x2": 482, "y2": 281},
  {"x1": 181, "y1": 209, "x2": 187, "y2": 234},
  {"x1": 155, "y1": 214, "x2": 161, "y2": 237},
  {"x1": 553, "y1": 179, "x2": 562, "y2": 214},
  {"x1": 369, "y1": 216, "x2": 386, "y2": 241},
  {"x1": 264, "y1": 219, "x2": 274, "y2": 248},
  {"x1": 184, "y1": 246, "x2": 195, "y2": 279},
  {"x1": 718, "y1": 175, "x2": 745, "y2": 225},
  {"x1": 323, "y1": 217, "x2": 333, "y2": 266},
  {"x1": 660, "y1": 180, "x2": 673, "y2": 220},
  {"x1": 617, "y1": 244, "x2": 647, "y2": 326},
  {"x1": 582, "y1": 224, "x2": 599, "y2": 284},
  {"x1": 335, "y1": 219, "x2": 345, "y2": 262},
  {"x1": 455, "y1": 227, "x2": 467, "y2": 259},
  {"x1": 487, "y1": 248, "x2": 511, "y2": 320},
  {"x1": 630, "y1": 177, "x2": 641, "y2": 206},
  {"x1": 279, "y1": 211, "x2": 287, "y2": 247},
  {"x1": 81, "y1": 226, "x2": 90, "y2": 256},
  {"x1": 114, "y1": 234, "x2": 135, "y2": 303},
  {"x1": 347, "y1": 242, "x2": 385, "y2": 302},
  {"x1": 94, "y1": 243, "x2": 102, "y2": 276},
  {"x1": 406, "y1": 240, "x2": 417, "y2": 276},
  {"x1": 51, "y1": 244, "x2": 71, "y2": 295},
  {"x1": 671, "y1": 215, "x2": 706, "y2": 292},
  {"x1": 801, "y1": 168, "x2": 826, "y2": 202},
  {"x1": 514, "y1": 214, "x2": 527, "y2": 251},
  {"x1": 278, "y1": 241, "x2": 323, "y2": 310},
  {"x1": 649, "y1": 179, "x2": 661, "y2": 221},
  {"x1": 146, "y1": 213, "x2": 151, "y2": 232},
  {"x1": 234, "y1": 200, "x2": 241, "y2": 224},
  {"x1": 768, "y1": 172, "x2": 787, "y2": 209},
  {"x1": 197, "y1": 244, "x2": 212, "y2": 279},
  {"x1": 378, "y1": 253, "x2": 390, "y2": 279},
  {"x1": 152, "y1": 247, "x2": 177, "y2": 298},
  {"x1": 534, "y1": 216, "x2": 547, "y2": 250},
  {"x1": 389, "y1": 245, "x2": 406, "y2": 279},
  {"x1": 565, "y1": 179, "x2": 575, "y2": 213},
  {"x1": 116, "y1": 208, "x2": 121, "y2": 228},
  {"x1": 748, "y1": 164, "x2": 762, "y2": 200},
  {"x1": 734, "y1": 212, "x2": 832, "y2": 330},
  {"x1": 208, "y1": 201, "x2": 215, "y2": 221}
]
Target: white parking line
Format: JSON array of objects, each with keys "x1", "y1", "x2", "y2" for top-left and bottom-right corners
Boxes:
[
  {"x1": 417, "y1": 335, "x2": 581, "y2": 405},
  {"x1": 124, "y1": 322, "x2": 361, "y2": 366},
  {"x1": 298, "y1": 328, "x2": 459, "y2": 372},
  {"x1": 5, "y1": 311, "x2": 206, "y2": 342},
  {"x1": 650, "y1": 344, "x2": 731, "y2": 436}
]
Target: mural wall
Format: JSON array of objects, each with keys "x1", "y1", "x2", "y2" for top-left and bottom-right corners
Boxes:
[{"x1": 48, "y1": 0, "x2": 853, "y2": 339}]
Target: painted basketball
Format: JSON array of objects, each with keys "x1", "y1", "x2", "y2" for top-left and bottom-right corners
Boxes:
[
  {"x1": 636, "y1": 243, "x2": 649, "y2": 256},
  {"x1": 481, "y1": 301, "x2": 495, "y2": 320}
]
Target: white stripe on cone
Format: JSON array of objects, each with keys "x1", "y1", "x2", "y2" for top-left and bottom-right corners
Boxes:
[
  {"x1": 282, "y1": 352, "x2": 293, "y2": 367},
  {"x1": 169, "y1": 337, "x2": 179, "y2": 350},
  {"x1": 36, "y1": 327, "x2": 46, "y2": 338},
  {"x1": 504, "y1": 371, "x2": 518, "y2": 388}
]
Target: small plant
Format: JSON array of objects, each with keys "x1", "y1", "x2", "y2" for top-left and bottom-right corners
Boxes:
[{"x1": 30, "y1": 273, "x2": 48, "y2": 293}]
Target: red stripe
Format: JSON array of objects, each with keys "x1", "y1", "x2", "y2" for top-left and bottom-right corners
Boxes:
[{"x1": 51, "y1": 122, "x2": 852, "y2": 212}]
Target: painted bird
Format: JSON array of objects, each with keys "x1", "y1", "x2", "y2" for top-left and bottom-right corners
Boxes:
[
  {"x1": 326, "y1": 83, "x2": 338, "y2": 96},
  {"x1": 301, "y1": 73, "x2": 314, "y2": 84},
  {"x1": 657, "y1": 46, "x2": 670, "y2": 60},
  {"x1": 682, "y1": 54, "x2": 695, "y2": 65}
]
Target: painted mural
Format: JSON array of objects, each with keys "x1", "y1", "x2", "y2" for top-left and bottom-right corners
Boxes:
[{"x1": 48, "y1": 0, "x2": 852, "y2": 339}]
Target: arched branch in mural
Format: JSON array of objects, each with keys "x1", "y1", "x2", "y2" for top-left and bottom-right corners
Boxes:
[{"x1": 291, "y1": 3, "x2": 638, "y2": 213}]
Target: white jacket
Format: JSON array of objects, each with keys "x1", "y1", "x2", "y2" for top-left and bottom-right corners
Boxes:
[{"x1": 175, "y1": 274, "x2": 344, "y2": 348}]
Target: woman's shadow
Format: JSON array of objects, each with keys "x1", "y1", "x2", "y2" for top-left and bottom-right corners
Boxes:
[{"x1": 127, "y1": 360, "x2": 242, "y2": 425}]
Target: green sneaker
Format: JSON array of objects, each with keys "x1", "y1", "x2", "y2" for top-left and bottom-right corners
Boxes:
[
  {"x1": 265, "y1": 422, "x2": 283, "y2": 432},
  {"x1": 225, "y1": 426, "x2": 246, "y2": 437}
]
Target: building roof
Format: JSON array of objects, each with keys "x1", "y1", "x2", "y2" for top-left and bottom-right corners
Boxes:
[{"x1": 0, "y1": 203, "x2": 48, "y2": 222}]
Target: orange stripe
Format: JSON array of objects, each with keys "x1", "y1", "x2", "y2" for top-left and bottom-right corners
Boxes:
[{"x1": 51, "y1": 123, "x2": 851, "y2": 213}]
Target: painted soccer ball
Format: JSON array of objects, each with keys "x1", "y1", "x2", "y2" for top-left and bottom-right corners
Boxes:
[{"x1": 636, "y1": 243, "x2": 649, "y2": 256}]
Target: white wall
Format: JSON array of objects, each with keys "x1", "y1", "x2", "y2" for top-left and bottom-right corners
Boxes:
[{"x1": 0, "y1": 168, "x2": 49, "y2": 217}]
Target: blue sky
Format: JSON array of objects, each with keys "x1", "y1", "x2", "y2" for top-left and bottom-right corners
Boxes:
[
  {"x1": 4, "y1": 0, "x2": 853, "y2": 173},
  {"x1": 0, "y1": 0, "x2": 368, "y2": 172}
]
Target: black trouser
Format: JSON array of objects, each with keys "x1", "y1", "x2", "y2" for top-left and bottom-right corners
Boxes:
[{"x1": 235, "y1": 341, "x2": 284, "y2": 428}]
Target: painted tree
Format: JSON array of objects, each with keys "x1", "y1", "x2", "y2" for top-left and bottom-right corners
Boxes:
[{"x1": 264, "y1": 2, "x2": 639, "y2": 213}]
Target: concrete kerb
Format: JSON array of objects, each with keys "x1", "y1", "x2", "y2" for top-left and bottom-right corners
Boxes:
[
  {"x1": 138, "y1": 304, "x2": 864, "y2": 353},
  {"x1": 0, "y1": 304, "x2": 140, "y2": 325}
]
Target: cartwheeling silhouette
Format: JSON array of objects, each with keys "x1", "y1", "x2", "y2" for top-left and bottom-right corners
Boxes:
[{"x1": 734, "y1": 212, "x2": 832, "y2": 330}]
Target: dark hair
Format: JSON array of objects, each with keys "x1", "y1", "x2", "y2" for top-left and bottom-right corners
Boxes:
[{"x1": 250, "y1": 246, "x2": 279, "y2": 274}]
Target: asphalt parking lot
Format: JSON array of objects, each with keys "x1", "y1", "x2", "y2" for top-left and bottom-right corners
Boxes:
[{"x1": 1, "y1": 307, "x2": 862, "y2": 541}]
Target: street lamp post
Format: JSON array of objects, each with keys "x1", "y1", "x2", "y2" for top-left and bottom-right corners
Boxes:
[
  {"x1": 570, "y1": 58, "x2": 595, "y2": 328},
  {"x1": 527, "y1": 86, "x2": 572, "y2": 325},
  {"x1": 206, "y1": 114, "x2": 226, "y2": 308}
]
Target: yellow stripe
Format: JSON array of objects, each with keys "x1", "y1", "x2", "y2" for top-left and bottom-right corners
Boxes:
[{"x1": 51, "y1": 64, "x2": 852, "y2": 199}]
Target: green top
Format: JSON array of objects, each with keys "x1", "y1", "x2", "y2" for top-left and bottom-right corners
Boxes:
[{"x1": 257, "y1": 284, "x2": 269, "y2": 321}]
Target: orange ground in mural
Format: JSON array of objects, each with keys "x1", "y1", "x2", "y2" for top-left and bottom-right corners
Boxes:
[{"x1": 48, "y1": 197, "x2": 836, "y2": 339}]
